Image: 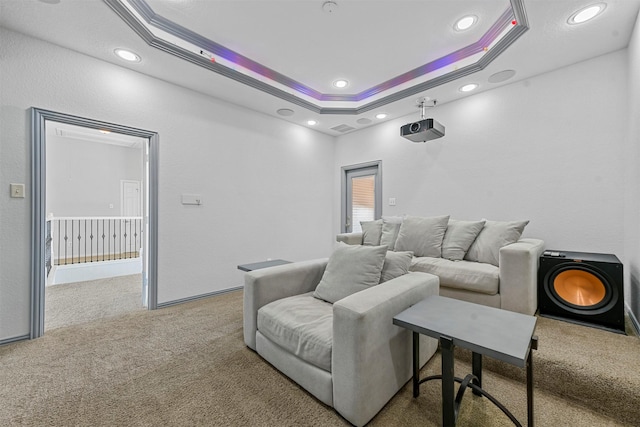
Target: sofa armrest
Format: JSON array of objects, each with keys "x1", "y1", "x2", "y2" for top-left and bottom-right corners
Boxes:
[
  {"x1": 243, "y1": 258, "x2": 328, "y2": 350},
  {"x1": 336, "y1": 232, "x2": 363, "y2": 245},
  {"x1": 332, "y1": 272, "x2": 439, "y2": 426},
  {"x1": 499, "y1": 238, "x2": 545, "y2": 315}
]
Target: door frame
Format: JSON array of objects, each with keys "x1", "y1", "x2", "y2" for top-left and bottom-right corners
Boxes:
[
  {"x1": 30, "y1": 108, "x2": 160, "y2": 339},
  {"x1": 341, "y1": 160, "x2": 382, "y2": 233}
]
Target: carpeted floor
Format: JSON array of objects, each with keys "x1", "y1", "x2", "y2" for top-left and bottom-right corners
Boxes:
[
  {"x1": 45, "y1": 274, "x2": 144, "y2": 331},
  {"x1": 2, "y1": 289, "x2": 639, "y2": 426}
]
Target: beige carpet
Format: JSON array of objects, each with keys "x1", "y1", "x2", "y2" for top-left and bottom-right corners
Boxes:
[
  {"x1": 45, "y1": 274, "x2": 143, "y2": 331},
  {"x1": 1, "y1": 290, "x2": 638, "y2": 426}
]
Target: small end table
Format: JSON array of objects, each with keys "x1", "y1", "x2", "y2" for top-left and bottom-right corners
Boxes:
[
  {"x1": 393, "y1": 296, "x2": 538, "y2": 427},
  {"x1": 237, "y1": 259, "x2": 291, "y2": 272}
]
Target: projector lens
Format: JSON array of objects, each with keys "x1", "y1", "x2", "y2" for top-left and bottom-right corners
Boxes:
[{"x1": 410, "y1": 122, "x2": 421, "y2": 133}]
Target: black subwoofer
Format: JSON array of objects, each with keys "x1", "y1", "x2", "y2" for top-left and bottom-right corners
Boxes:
[{"x1": 538, "y1": 251, "x2": 625, "y2": 334}]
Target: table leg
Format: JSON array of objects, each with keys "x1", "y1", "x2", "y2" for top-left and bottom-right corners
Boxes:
[
  {"x1": 527, "y1": 336, "x2": 538, "y2": 427},
  {"x1": 413, "y1": 332, "x2": 420, "y2": 398},
  {"x1": 472, "y1": 351, "x2": 482, "y2": 396},
  {"x1": 441, "y1": 336, "x2": 456, "y2": 427}
]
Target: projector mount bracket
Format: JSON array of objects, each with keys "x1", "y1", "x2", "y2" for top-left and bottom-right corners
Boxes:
[{"x1": 417, "y1": 97, "x2": 437, "y2": 120}]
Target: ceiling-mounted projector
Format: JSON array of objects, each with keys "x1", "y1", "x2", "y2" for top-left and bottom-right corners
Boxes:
[
  {"x1": 400, "y1": 119, "x2": 445, "y2": 142},
  {"x1": 401, "y1": 98, "x2": 445, "y2": 142}
]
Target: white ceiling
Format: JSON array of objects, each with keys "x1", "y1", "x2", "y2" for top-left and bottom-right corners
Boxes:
[{"x1": 1, "y1": 0, "x2": 639, "y2": 136}]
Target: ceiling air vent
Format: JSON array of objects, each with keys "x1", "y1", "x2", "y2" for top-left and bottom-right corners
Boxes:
[{"x1": 331, "y1": 124, "x2": 356, "y2": 133}]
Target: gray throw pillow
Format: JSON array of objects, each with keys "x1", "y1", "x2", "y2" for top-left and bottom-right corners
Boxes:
[
  {"x1": 379, "y1": 251, "x2": 414, "y2": 283},
  {"x1": 313, "y1": 244, "x2": 387, "y2": 303},
  {"x1": 360, "y1": 219, "x2": 383, "y2": 246},
  {"x1": 380, "y1": 219, "x2": 402, "y2": 251},
  {"x1": 394, "y1": 215, "x2": 450, "y2": 257},
  {"x1": 442, "y1": 219, "x2": 486, "y2": 261},
  {"x1": 465, "y1": 220, "x2": 529, "y2": 266}
]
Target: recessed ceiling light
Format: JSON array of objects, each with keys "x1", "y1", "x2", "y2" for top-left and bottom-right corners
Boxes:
[
  {"x1": 454, "y1": 15, "x2": 478, "y2": 31},
  {"x1": 333, "y1": 79, "x2": 349, "y2": 89},
  {"x1": 114, "y1": 48, "x2": 141, "y2": 62},
  {"x1": 307, "y1": 120, "x2": 318, "y2": 126},
  {"x1": 568, "y1": 3, "x2": 606, "y2": 25},
  {"x1": 375, "y1": 113, "x2": 387, "y2": 119},
  {"x1": 459, "y1": 83, "x2": 479, "y2": 92},
  {"x1": 356, "y1": 118, "x2": 372, "y2": 125}
]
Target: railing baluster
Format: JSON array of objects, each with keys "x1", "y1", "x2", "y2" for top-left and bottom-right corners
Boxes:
[
  {"x1": 77, "y1": 219, "x2": 81, "y2": 264},
  {"x1": 102, "y1": 219, "x2": 105, "y2": 262},
  {"x1": 90, "y1": 220, "x2": 94, "y2": 262},
  {"x1": 64, "y1": 220, "x2": 68, "y2": 265},
  {"x1": 57, "y1": 220, "x2": 61, "y2": 266}
]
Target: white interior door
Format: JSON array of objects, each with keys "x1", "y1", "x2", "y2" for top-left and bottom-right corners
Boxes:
[{"x1": 121, "y1": 180, "x2": 141, "y2": 217}]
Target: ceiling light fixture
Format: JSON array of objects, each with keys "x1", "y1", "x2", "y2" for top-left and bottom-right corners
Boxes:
[
  {"x1": 568, "y1": 3, "x2": 606, "y2": 25},
  {"x1": 375, "y1": 113, "x2": 387, "y2": 119},
  {"x1": 454, "y1": 15, "x2": 478, "y2": 31},
  {"x1": 114, "y1": 48, "x2": 141, "y2": 62},
  {"x1": 333, "y1": 79, "x2": 349, "y2": 89},
  {"x1": 459, "y1": 83, "x2": 479, "y2": 92},
  {"x1": 307, "y1": 120, "x2": 318, "y2": 126}
]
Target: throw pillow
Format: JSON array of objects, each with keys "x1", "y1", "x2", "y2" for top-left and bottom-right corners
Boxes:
[
  {"x1": 394, "y1": 215, "x2": 450, "y2": 258},
  {"x1": 380, "y1": 217, "x2": 403, "y2": 251},
  {"x1": 465, "y1": 220, "x2": 529, "y2": 266},
  {"x1": 441, "y1": 219, "x2": 486, "y2": 261},
  {"x1": 379, "y1": 251, "x2": 413, "y2": 283},
  {"x1": 360, "y1": 219, "x2": 383, "y2": 246},
  {"x1": 313, "y1": 244, "x2": 387, "y2": 304}
]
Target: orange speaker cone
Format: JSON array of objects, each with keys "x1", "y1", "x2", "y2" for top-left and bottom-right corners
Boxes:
[{"x1": 553, "y1": 270, "x2": 606, "y2": 307}]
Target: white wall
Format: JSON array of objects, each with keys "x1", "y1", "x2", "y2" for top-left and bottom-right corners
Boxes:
[
  {"x1": 625, "y1": 11, "x2": 640, "y2": 325},
  {"x1": 335, "y1": 50, "x2": 629, "y2": 280},
  {"x1": 0, "y1": 28, "x2": 335, "y2": 341},
  {"x1": 46, "y1": 136, "x2": 142, "y2": 217}
]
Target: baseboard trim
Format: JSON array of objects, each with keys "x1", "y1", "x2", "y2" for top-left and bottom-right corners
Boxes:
[
  {"x1": 626, "y1": 303, "x2": 640, "y2": 336},
  {"x1": 156, "y1": 286, "x2": 243, "y2": 308},
  {"x1": 0, "y1": 334, "x2": 30, "y2": 346}
]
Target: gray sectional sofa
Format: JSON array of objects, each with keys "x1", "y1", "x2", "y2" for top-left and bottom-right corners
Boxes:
[{"x1": 337, "y1": 215, "x2": 545, "y2": 315}]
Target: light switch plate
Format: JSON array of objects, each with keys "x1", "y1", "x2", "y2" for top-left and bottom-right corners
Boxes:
[
  {"x1": 388, "y1": 197, "x2": 396, "y2": 206},
  {"x1": 10, "y1": 183, "x2": 25, "y2": 198}
]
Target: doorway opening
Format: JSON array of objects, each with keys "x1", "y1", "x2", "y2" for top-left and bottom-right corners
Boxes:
[
  {"x1": 31, "y1": 108, "x2": 159, "y2": 339},
  {"x1": 341, "y1": 161, "x2": 382, "y2": 233}
]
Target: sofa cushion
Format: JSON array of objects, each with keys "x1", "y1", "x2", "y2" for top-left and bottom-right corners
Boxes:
[
  {"x1": 380, "y1": 251, "x2": 413, "y2": 283},
  {"x1": 394, "y1": 215, "x2": 450, "y2": 257},
  {"x1": 380, "y1": 218, "x2": 402, "y2": 251},
  {"x1": 360, "y1": 219, "x2": 383, "y2": 246},
  {"x1": 411, "y1": 257, "x2": 499, "y2": 295},
  {"x1": 442, "y1": 219, "x2": 485, "y2": 261},
  {"x1": 258, "y1": 292, "x2": 333, "y2": 372},
  {"x1": 465, "y1": 220, "x2": 529, "y2": 266},
  {"x1": 313, "y1": 244, "x2": 387, "y2": 304}
]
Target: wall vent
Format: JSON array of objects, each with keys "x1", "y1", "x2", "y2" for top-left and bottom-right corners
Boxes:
[{"x1": 331, "y1": 124, "x2": 356, "y2": 133}]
